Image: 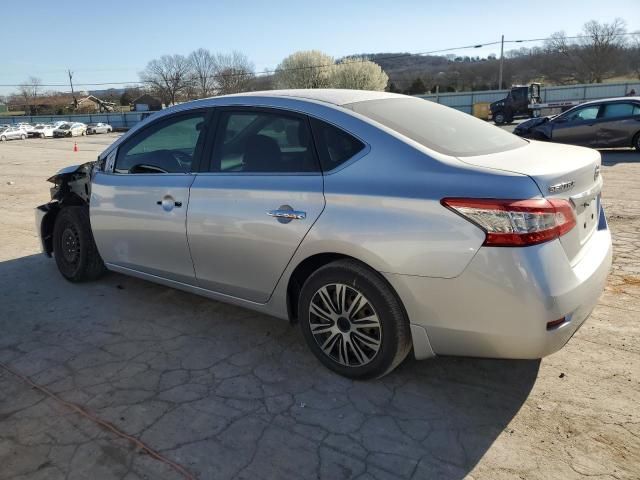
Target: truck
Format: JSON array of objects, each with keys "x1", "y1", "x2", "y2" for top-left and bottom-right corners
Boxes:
[{"x1": 490, "y1": 83, "x2": 583, "y2": 125}]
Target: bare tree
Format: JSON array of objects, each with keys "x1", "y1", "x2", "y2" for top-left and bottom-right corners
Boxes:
[
  {"x1": 546, "y1": 19, "x2": 628, "y2": 83},
  {"x1": 140, "y1": 54, "x2": 191, "y2": 106},
  {"x1": 274, "y1": 50, "x2": 335, "y2": 89},
  {"x1": 188, "y1": 48, "x2": 217, "y2": 97},
  {"x1": 331, "y1": 58, "x2": 389, "y2": 90},
  {"x1": 213, "y1": 51, "x2": 255, "y2": 95},
  {"x1": 18, "y1": 76, "x2": 42, "y2": 114}
]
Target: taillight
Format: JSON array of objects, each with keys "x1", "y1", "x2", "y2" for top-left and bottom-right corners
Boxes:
[{"x1": 441, "y1": 198, "x2": 576, "y2": 247}]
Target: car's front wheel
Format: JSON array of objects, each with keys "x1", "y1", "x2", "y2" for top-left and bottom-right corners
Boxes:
[
  {"x1": 633, "y1": 132, "x2": 640, "y2": 151},
  {"x1": 298, "y1": 260, "x2": 411, "y2": 379},
  {"x1": 53, "y1": 206, "x2": 106, "y2": 282},
  {"x1": 0, "y1": 135, "x2": 6, "y2": 142}
]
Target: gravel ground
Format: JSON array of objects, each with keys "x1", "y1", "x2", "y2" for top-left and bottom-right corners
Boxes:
[{"x1": 0, "y1": 133, "x2": 638, "y2": 480}]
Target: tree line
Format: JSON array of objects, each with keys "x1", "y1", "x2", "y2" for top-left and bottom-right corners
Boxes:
[{"x1": 2, "y1": 18, "x2": 638, "y2": 114}]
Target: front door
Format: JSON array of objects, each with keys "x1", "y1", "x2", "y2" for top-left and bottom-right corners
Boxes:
[
  {"x1": 91, "y1": 110, "x2": 209, "y2": 284},
  {"x1": 187, "y1": 107, "x2": 325, "y2": 303},
  {"x1": 551, "y1": 104, "x2": 602, "y2": 147}
]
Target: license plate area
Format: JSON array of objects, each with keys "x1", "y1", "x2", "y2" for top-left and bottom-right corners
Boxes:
[{"x1": 573, "y1": 192, "x2": 599, "y2": 246}]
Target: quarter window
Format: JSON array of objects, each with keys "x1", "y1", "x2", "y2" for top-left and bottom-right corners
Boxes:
[
  {"x1": 211, "y1": 110, "x2": 319, "y2": 173},
  {"x1": 310, "y1": 118, "x2": 365, "y2": 171},
  {"x1": 114, "y1": 113, "x2": 206, "y2": 174}
]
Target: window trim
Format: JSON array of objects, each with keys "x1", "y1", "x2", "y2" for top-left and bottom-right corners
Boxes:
[
  {"x1": 110, "y1": 108, "x2": 213, "y2": 175},
  {"x1": 202, "y1": 106, "x2": 323, "y2": 176}
]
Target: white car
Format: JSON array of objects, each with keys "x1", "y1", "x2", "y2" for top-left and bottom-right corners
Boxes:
[
  {"x1": 53, "y1": 122, "x2": 87, "y2": 138},
  {"x1": 0, "y1": 126, "x2": 28, "y2": 141},
  {"x1": 86, "y1": 122, "x2": 113, "y2": 134},
  {"x1": 30, "y1": 124, "x2": 56, "y2": 138},
  {"x1": 17, "y1": 123, "x2": 35, "y2": 133}
]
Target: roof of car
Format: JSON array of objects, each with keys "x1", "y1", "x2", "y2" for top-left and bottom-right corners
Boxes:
[
  {"x1": 228, "y1": 89, "x2": 406, "y2": 106},
  {"x1": 579, "y1": 96, "x2": 640, "y2": 106}
]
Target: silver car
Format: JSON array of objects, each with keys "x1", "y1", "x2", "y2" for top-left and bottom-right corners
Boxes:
[
  {"x1": 0, "y1": 126, "x2": 28, "y2": 141},
  {"x1": 35, "y1": 90, "x2": 612, "y2": 378}
]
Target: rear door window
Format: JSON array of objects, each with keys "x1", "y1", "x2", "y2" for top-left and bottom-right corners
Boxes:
[
  {"x1": 601, "y1": 103, "x2": 637, "y2": 119},
  {"x1": 210, "y1": 109, "x2": 320, "y2": 173}
]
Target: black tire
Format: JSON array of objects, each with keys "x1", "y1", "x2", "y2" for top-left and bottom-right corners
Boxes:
[
  {"x1": 633, "y1": 132, "x2": 640, "y2": 151},
  {"x1": 52, "y1": 207, "x2": 106, "y2": 282},
  {"x1": 20, "y1": 134, "x2": 26, "y2": 140},
  {"x1": 298, "y1": 259, "x2": 411, "y2": 379},
  {"x1": 493, "y1": 111, "x2": 506, "y2": 125},
  {"x1": 0, "y1": 135, "x2": 6, "y2": 142}
]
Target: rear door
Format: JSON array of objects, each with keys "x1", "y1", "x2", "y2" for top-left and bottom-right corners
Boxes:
[
  {"x1": 594, "y1": 101, "x2": 640, "y2": 147},
  {"x1": 187, "y1": 107, "x2": 325, "y2": 303},
  {"x1": 91, "y1": 110, "x2": 209, "y2": 284},
  {"x1": 551, "y1": 104, "x2": 602, "y2": 146}
]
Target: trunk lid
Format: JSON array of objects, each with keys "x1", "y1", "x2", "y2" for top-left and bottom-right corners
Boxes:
[{"x1": 459, "y1": 140, "x2": 602, "y2": 263}]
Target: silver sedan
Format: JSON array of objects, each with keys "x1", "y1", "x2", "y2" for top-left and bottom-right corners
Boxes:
[{"x1": 35, "y1": 90, "x2": 612, "y2": 378}]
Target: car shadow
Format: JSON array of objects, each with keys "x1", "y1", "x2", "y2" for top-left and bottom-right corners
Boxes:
[
  {"x1": 599, "y1": 149, "x2": 640, "y2": 166},
  {"x1": 0, "y1": 254, "x2": 540, "y2": 479}
]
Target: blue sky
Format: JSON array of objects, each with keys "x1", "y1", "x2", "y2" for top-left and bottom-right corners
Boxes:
[{"x1": 1, "y1": 0, "x2": 638, "y2": 95}]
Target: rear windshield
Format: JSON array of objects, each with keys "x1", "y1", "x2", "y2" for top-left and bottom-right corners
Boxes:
[{"x1": 347, "y1": 97, "x2": 526, "y2": 156}]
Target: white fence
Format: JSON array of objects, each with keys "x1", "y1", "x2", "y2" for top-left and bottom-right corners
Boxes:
[{"x1": 416, "y1": 81, "x2": 640, "y2": 114}]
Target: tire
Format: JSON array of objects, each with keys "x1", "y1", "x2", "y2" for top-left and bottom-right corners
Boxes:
[
  {"x1": 633, "y1": 132, "x2": 640, "y2": 151},
  {"x1": 493, "y1": 111, "x2": 506, "y2": 125},
  {"x1": 298, "y1": 259, "x2": 412, "y2": 379},
  {"x1": 0, "y1": 136, "x2": 5, "y2": 142},
  {"x1": 52, "y1": 206, "x2": 106, "y2": 282},
  {"x1": 20, "y1": 134, "x2": 26, "y2": 140}
]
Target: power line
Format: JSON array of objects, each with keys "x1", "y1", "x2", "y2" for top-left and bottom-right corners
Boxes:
[{"x1": 0, "y1": 32, "x2": 637, "y2": 89}]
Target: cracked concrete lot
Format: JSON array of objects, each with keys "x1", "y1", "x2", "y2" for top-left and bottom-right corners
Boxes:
[{"x1": 0, "y1": 133, "x2": 638, "y2": 480}]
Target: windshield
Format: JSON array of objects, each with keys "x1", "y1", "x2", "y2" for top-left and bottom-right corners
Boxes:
[
  {"x1": 347, "y1": 97, "x2": 527, "y2": 156},
  {"x1": 60, "y1": 124, "x2": 71, "y2": 129}
]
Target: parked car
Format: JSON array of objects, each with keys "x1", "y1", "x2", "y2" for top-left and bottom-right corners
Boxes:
[
  {"x1": 514, "y1": 97, "x2": 640, "y2": 149},
  {"x1": 53, "y1": 122, "x2": 86, "y2": 137},
  {"x1": 17, "y1": 123, "x2": 34, "y2": 133},
  {"x1": 0, "y1": 126, "x2": 28, "y2": 141},
  {"x1": 35, "y1": 90, "x2": 612, "y2": 379},
  {"x1": 86, "y1": 122, "x2": 112, "y2": 135},
  {"x1": 30, "y1": 124, "x2": 56, "y2": 138}
]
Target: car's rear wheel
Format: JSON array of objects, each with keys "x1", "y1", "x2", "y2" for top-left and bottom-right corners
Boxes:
[
  {"x1": 298, "y1": 260, "x2": 411, "y2": 379},
  {"x1": 20, "y1": 134, "x2": 26, "y2": 140},
  {"x1": 0, "y1": 135, "x2": 6, "y2": 142},
  {"x1": 493, "y1": 111, "x2": 506, "y2": 125},
  {"x1": 633, "y1": 132, "x2": 640, "y2": 151},
  {"x1": 53, "y1": 207, "x2": 106, "y2": 282}
]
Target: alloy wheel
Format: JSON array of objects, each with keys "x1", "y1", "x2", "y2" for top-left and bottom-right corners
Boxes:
[{"x1": 308, "y1": 283, "x2": 382, "y2": 367}]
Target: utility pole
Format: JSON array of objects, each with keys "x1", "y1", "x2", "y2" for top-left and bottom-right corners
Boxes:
[
  {"x1": 498, "y1": 34, "x2": 504, "y2": 90},
  {"x1": 68, "y1": 69, "x2": 77, "y2": 110}
]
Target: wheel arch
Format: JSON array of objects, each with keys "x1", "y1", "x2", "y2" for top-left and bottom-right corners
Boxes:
[{"x1": 285, "y1": 251, "x2": 408, "y2": 327}]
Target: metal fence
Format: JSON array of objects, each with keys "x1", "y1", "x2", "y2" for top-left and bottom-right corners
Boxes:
[
  {"x1": 0, "y1": 111, "x2": 154, "y2": 129},
  {"x1": 1, "y1": 81, "x2": 639, "y2": 125},
  {"x1": 416, "y1": 81, "x2": 640, "y2": 114}
]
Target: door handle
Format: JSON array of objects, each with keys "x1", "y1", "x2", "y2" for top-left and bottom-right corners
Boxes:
[
  {"x1": 157, "y1": 197, "x2": 182, "y2": 211},
  {"x1": 267, "y1": 209, "x2": 306, "y2": 220},
  {"x1": 267, "y1": 205, "x2": 306, "y2": 224}
]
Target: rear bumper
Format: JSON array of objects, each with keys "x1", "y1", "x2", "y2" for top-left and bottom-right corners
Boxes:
[{"x1": 386, "y1": 217, "x2": 612, "y2": 360}]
